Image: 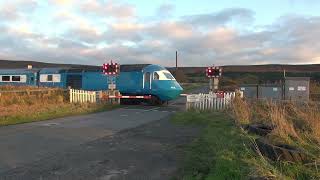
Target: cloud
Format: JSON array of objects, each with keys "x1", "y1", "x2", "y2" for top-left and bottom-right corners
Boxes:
[
  {"x1": 49, "y1": 0, "x2": 74, "y2": 6},
  {"x1": 1, "y1": 5, "x2": 320, "y2": 66},
  {"x1": 0, "y1": 0, "x2": 38, "y2": 21},
  {"x1": 183, "y1": 8, "x2": 255, "y2": 27},
  {"x1": 79, "y1": 0, "x2": 136, "y2": 19}
]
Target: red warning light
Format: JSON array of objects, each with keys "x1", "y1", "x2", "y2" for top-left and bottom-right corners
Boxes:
[
  {"x1": 103, "y1": 62, "x2": 120, "y2": 75},
  {"x1": 206, "y1": 66, "x2": 222, "y2": 78}
]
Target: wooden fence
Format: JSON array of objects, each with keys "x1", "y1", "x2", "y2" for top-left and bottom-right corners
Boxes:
[
  {"x1": 186, "y1": 92, "x2": 240, "y2": 111},
  {"x1": 69, "y1": 89, "x2": 97, "y2": 103}
]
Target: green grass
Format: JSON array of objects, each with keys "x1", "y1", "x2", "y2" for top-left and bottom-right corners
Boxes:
[
  {"x1": 171, "y1": 111, "x2": 320, "y2": 180},
  {"x1": 172, "y1": 111, "x2": 253, "y2": 179},
  {"x1": 0, "y1": 104, "x2": 119, "y2": 126},
  {"x1": 181, "y1": 83, "x2": 207, "y2": 93}
]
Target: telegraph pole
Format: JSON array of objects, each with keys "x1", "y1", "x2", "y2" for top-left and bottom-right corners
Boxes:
[{"x1": 175, "y1": 51, "x2": 178, "y2": 70}]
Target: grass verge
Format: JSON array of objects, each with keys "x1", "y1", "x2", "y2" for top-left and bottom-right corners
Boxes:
[
  {"x1": 172, "y1": 111, "x2": 256, "y2": 180},
  {"x1": 0, "y1": 103, "x2": 119, "y2": 126},
  {"x1": 181, "y1": 83, "x2": 207, "y2": 94},
  {"x1": 0, "y1": 86, "x2": 119, "y2": 126},
  {"x1": 172, "y1": 103, "x2": 320, "y2": 179}
]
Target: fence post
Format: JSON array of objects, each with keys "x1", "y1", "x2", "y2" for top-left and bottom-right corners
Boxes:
[{"x1": 69, "y1": 89, "x2": 72, "y2": 103}]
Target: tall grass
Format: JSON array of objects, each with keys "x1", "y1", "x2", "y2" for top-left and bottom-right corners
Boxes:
[
  {"x1": 232, "y1": 98, "x2": 320, "y2": 178},
  {"x1": 0, "y1": 86, "x2": 113, "y2": 126},
  {"x1": 232, "y1": 99, "x2": 320, "y2": 144},
  {"x1": 231, "y1": 95, "x2": 251, "y2": 125}
]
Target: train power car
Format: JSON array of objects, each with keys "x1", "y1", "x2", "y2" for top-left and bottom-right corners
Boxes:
[{"x1": 116, "y1": 64, "x2": 183, "y2": 104}]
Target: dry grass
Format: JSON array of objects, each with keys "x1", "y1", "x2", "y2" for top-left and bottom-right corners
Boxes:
[
  {"x1": 232, "y1": 99, "x2": 320, "y2": 144},
  {"x1": 268, "y1": 104, "x2": 299, "y2": 142},
  {"x1": 0, "y1": 88, "x2": 66, "y2": 116},
  {"x1": 0, "y1": 85, "x2": 51, "y2": 91},
  {"x1": 231, "y1": 99, "x2": 320, "y2": 179},
  {"x1": 0, "y1": 86, "x2": 114, "y2": 126},
  {"x1": 231, "y1": 95, "x2": 251, "y2": 125},
  {"x1": 286, "y1": 102, "x2": 320, "y2": 143}
]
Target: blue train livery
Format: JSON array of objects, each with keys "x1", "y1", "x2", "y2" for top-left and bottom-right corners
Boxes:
[
  {"x1": 117, "y1": 64, "x2": 183, "y2": 103},
  {"x1": 0, "y1": 69, "x2": 38, "y2": 86},
  {"x1": 0, "y1": 64, "x2": 183, "y2": 103}
]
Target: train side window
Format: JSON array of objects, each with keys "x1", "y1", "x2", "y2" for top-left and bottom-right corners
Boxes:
[
  {"x1": 12, "y1": 76, "x2": 21, "y2": 82},
  {"x1": 2, "y1": 76, "x2": 10, "y2": 81},
  {"x1": 47, "y1": 75, "x2": 53, "y2": 81},
  {"x1": 153, "y1": 72, "x2": 159, "y2": 80},
  {"x1": 144, "y1": 72, "x2": 150, "y2": 82}
]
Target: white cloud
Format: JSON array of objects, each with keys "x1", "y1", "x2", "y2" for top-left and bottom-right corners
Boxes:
[
  {"x1": 0, "y1": 4, "x2": 320, "y2": 66},
  {"x1": 79, "y1": 0, "x2": 136, "y2": 19}
]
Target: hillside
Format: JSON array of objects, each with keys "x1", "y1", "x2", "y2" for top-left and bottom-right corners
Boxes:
[
  {"x1": 0, "y1": 60, "x2": 99, "y2": 69},
  {"x1": 169, "y1": 64, "x2": 320, "y2": 74}
]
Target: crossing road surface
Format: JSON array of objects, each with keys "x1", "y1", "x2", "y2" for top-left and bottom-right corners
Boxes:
[
  {"x1": 0, "y1": 94, "x2": 202, "y2": 180},
  {"x1": 0, "y1": 87, "x2": 208, "y2": 180},
  {"x1": 0, "y1": 106, "x2": 176, "y2": 172}
]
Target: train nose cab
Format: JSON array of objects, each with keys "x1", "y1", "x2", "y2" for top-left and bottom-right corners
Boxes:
[{"x1": 148, "y1": 70, "x2": 183, "y2": 101}]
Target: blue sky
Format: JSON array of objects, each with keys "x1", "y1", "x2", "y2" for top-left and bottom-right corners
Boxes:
[{"x1": 0, "y1": 0, "x2": 320, "y2": 66}]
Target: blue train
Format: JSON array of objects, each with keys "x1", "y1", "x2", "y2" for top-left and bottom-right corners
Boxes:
[
  {"x1": 0, "y1": 64, "x2": 183, "y2": 104},
  {"x1": 117, "y1": 64, "x2": 183, "y2": 104}
]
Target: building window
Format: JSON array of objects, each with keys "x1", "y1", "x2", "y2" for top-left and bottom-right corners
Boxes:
[
  {"x1": 2, "y1": 76, "x2": 10, "y2": 81},
  {"x1": 47, "y1": 75, "x2": 53, "y2": 81},
  {"x1": 12, "y1": 76, "x2": 21, "y2": 82}
]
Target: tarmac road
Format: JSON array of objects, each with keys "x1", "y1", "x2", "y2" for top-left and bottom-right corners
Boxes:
[
  {"x1": 0, "y1": 105, "x2": 177, "y2": 171},
  {"x1": 0, "y1": 86, "x2": 209, "y2": 180},
  {"x1": 0, "y1": 92, "x2": 204, "y2": 180}
]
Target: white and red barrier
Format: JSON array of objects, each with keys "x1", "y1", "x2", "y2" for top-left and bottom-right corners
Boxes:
[
  {"x1": 104, "y1": 95, "x2": 152, "y2": 99},
  {"x1": 70, "y1": 89, "x2": 153, "y2": 104}
]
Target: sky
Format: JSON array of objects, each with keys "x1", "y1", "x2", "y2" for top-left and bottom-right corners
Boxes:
[{"x1": 0, "y1": 0, "x2": 320, "y2": 66}]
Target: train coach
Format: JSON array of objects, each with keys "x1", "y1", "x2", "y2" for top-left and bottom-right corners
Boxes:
[
  {"x1": 0, "y1": 68, "x2": 38, "y2": 86},
  {"x1": 38, "y1": 68, "x2": 108, "y2": 90}
]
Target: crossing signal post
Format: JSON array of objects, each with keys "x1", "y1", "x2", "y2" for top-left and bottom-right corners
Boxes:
[
  {"x1": 102, "y1": 61, "x2": 120, "y2": 104},
  {"x1": 206, "y1": 66, "x2": 222, "y2": 92},
  {"x1": 103, "y1": 62, "x2": 120, "y2": 90}
]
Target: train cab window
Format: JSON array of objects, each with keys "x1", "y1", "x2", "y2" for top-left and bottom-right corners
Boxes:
[
  {"x1": 12, "y1": 76, "x2": 21, "y2": 82},
  {"x1": 163, "y1": 72, "x2": 175, "y2": 80},
  {"x1": 2, "y1": 76, "x2": 10, "y2": 81},
  {"x1": 47, "y1": 75, "x2": 53, "y2": 82},
  {"x1": 153, "y1": 72, "x2": 160, "y2": 80}
]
